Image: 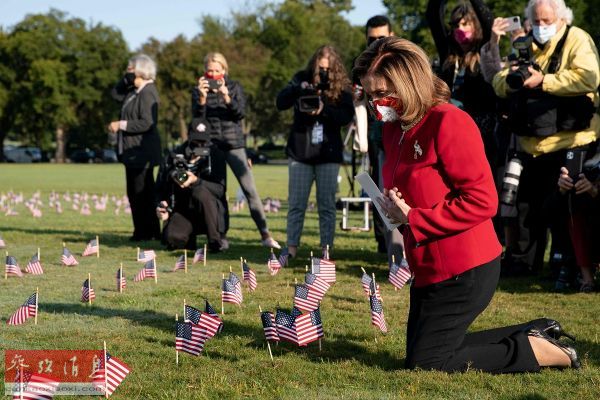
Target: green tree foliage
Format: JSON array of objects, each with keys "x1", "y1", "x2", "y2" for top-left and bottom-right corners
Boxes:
[{"x1": 0, "y1": 9, "x2": 128, "y2": 161}]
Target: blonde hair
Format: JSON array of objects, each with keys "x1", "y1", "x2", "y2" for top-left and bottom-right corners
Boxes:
[
  {"x1": 204, "y1": 52, "x2": 229, "y2": 74},
  {"x1": 353, "y1": 37, "x2": 450, "y2": 124}
]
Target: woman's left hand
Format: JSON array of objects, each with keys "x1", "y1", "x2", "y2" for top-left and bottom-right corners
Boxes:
[
  {"x1": 217, "y1": 80, "x2": 231, "y2": 103},
  {"x1": 309, "y1": 98, "x2": 324, "y2": 116},
  {"x1": 378, "y1": 187, "x2": 410, "y2": 225},
  {"x1": 108, "y1": 121, "x2": 120, "y2": 133}
]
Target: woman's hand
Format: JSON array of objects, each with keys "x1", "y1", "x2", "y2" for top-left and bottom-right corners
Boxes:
[
  {"x1": 573, "y1": 174, "x2": 598, "y2": 196},
  {"x1": 378, "y1": 187, "x2": 410, "y2": 225},
  {"x1": 217, "y1": 79, "x2": 231, "y2": 104},
  {"x1": 491, "y1": 17, "x2": 509, "y2": 44},
  {"x1": 197, "y1": 77, "x2": 209, "y2": 104},
  {"x1": 108, "y1": 121, "x2": 120, "y2": 133},
  {"x1": 156, "y1": 201, "x2": 169, "y2": 221},
  {"x1": 558, "y1": 166, "x2": 574, "y2": 194},
  {"x1": 178, "y1": 171, "x2": 198, "y2": 189}
]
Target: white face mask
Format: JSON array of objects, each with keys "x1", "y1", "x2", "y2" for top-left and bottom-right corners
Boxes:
[
  {"x1": 533, "y1": 24, "x2": 557, "y2": 44},
  {"x1": 369, "y1": 98, "x2": 400, "y2": 122}
]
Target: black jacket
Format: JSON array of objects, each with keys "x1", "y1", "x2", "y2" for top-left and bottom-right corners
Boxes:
[
  {"x1": 191, "y1": 78, "x2": 246, "y2": 150},
  {"x1": 111, "y1": 79, "x2": 162, "y2": 168},
  {"x1": 276, "y1": 70, "x2": 354, "y2": 164},
  {"x1": 426, "y1": 0, "x2": 496, "y2": 116}
]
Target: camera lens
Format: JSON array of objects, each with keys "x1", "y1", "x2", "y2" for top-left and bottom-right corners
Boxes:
[{"x1": 500, "y1": 157, "x2": 523, "y2": 206}]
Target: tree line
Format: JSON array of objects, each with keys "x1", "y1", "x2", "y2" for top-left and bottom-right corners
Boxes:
[{"x1": 1, "y1": 0, "x2": 598, "y2": 162}]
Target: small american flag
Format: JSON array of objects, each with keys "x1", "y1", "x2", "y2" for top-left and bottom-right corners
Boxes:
[
  {"x1": 81, "y1": 279, "x2": 95, "y2": 302},
  {"x1": 134, "y1": 261, "x2": 156, "y2": 282},
  {"x1": 296, "y1": 308, "x2": 324, "y2": 346},
  {"x1": 205, "y1": 300, "x2": 224, "y2": 333},
  {"x1": 361, "y1": 273, "x2": 382, "y2": 301},
  {"x1": 12, "y1": 371, "x2": 59, "y2": 400},
  {"x1": 242, "y1": 260, "x2": 257, "y2": 291},
  {"x1": 175, "y1": 322, "x2": 206, "y2": 356},
  {"x1": 311, "y1": 257, "x2": 336, "y2": 283},
  {"x1": 173, "y1": 255, "x2": 186, "y2": 271},
  {"x1": 7, "y1": 292, "x2": 37, "y2": 325},
  {"x1": 389, "y1": 259, "x2": 412, "y2": 289},
  {"x1": 116, "y1": 268, "x2": 126, "y2": 291},
  {"x1": 25, "y1": 253, "x2": 43, "y2": 275},
  {"x1": 184, "y1": 304, "x2": 202, "y2": 324},
  {"x1": 82, "y1": 239, "x2": 99, "y2": 257},
  {"x1": 92, "y1": 352, "x2": 130, "y2": 397},
  {"x1": 0, "y1": 235, "x2": 6, "y2": 248},
  {"x1": 137, "y1": 249, "x2": 156, "y2": 263},
  {"x1": 260, "y1": 311, "x2": 279, "y2": 342},
  {"x1": 293, "y1": 284, "x2": 320, "y2": 312},
  {"x1": 275, "y1": 309, "x2": 298, "y2": 345},
  {"x1": 192, "y1": 248, "x2": 205, "y2": 264},
  {"x1": 370, "y1": 293, "x2": 387, "y2": 333},
  {"x1": 222, "y1": 279, "x2": 242, "y2": 305},
  {"x1": 267, "y1": 253, "x2": 281, "y2": 276},
  {"x1": 5, "y1": 255, "x2": 23, "y2": 277},
  {"x1": 229, "y1": 272, "x2": 243, "y2": 301},
  {"x1": 198, "y1": 312, "x2": 222, "y2": 339},
  {"x1": 61, "y1": 247, "x2": 79, "y2": 266},
  {"x1": 304, "y1": 272, "x2": 330, "y2": 300}
]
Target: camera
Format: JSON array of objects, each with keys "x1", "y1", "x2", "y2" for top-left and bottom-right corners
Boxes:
[
  {"x1": 207, "y1": 79, "x2": 221, "y2": 90},
  {"x1": 506, "y1": 36, "x2": 540, "y2": 90},
  {"x1": 298, "y1": 88, "x2": 321, "y2": 113},
  {"x1": 500, "y1": 155, "x2": 523, "y2": 206},
  {"x1": 169, "y1": 142, "x2": 211, "y2": 185}
]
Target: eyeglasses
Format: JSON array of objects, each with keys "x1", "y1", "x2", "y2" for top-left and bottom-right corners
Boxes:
[{"x1": 367, "y1": 35, "x2": 386, "y2": 45}]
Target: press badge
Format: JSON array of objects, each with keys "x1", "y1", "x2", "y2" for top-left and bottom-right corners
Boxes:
[{"x1": 311, "y1": 122, "x2": 324, "y2": 144}]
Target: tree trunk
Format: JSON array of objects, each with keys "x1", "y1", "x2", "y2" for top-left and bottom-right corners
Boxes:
[
  {"x1": 179, "y1": 112, "x2": 188, "y2": 142},
  {"x1": 55, "y1": 125, "x2": 66, "y2": 163}
]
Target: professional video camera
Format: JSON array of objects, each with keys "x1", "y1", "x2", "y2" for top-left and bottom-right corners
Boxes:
[
  {"x1": 506, "y1": 36, "x2": 541, "y2": 90},
  {"x1": 169, "y1": 132, "x2": 212, "y2": 185},
  {"x1": 298, "y1": 70, "x2": 330, "y2": 112}
]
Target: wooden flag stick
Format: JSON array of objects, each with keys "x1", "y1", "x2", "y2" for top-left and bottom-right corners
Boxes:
[
  {"x1": 175, "y1": 314, "x2": 179, "y2": 365},
  {"x1": 183, "y1": 299, "x2": 186, "y2": 322},
  {"x1": 305, "y1": 265, "x2": 308, "y2": 272},
  {"x1": 19, "y1": 363, "x2": 24, "y2": 400},
  {"x1": 88, "y1": 273, "x2": 92, "y2": 306},
  {"x1": 37, "y1": 247, "x2": 40, "y2": 261},
  {"x1": 103, "y1": 341, "x2": 109, "y2": 399},
  {"x1": 326, "y1": 244, "x2": 330, "y2": 259},
  {"x1": 96, "y1": 235, "x2": 100, "y2": 258},
  {"x1": 154, "y1": 258, "x2": 158, "y2": 284},
  {"x1": 221, "y1": 273, "x2": 225, "y2": 315},
  {"x1": 203, "y1": 244, "x2": 207, "y2": 266},
  {"x1": 392, "y1": 255, "x2": 397, "y2": 291},
  {"x1": 318, "y1": 338, "x2": 322, "y2": 352},
  {"x1": 229, "y1": 265, "x2": 232, "y2": 273},
  {"x1": 137, "y1": 247, "x2": 140, "y2": 261},
  {"x1": 35, "y1": 287, "x2": 39, "y2": 325},
  {"x1": 184, "y1": 250, "x2": 188, "y2": 274},
  {"x1": 259, "y1": 305, "x2": 274, "y2": 362},
  {"x1": 119, "y1": 263, "x2": 123, "y2": 293},
  {"x1": 361, "y1": 267, "x2": 367, "y2": 275}
]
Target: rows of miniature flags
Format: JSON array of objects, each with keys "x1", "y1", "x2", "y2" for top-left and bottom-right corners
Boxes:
[
  {"x1": 1, "y1": 190, "x2": 132, "y2": 217},
  {"x1": 7, "y1": 344, "x2": 130, "y2": 398}
]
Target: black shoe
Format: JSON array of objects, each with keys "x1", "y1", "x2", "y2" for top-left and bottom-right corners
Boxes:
[
  {"x1": 525, "y1": 326, "x2": 580, "y2": 369},
  {"x1": 536, "y1": 319, "x2": 576, "y2": 341}
]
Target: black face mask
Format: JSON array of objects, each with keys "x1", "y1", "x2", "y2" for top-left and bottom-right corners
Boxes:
[
  {"x1": 318, "y1": 68, "x2": 329, "y2": 85},
  {"x1": 124, "y1": 72, "x2": 136, "y2": 87}
]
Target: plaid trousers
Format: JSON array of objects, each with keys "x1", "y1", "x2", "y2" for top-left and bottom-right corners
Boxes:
[{"x1": 287, "y1": 160, "x2": 339, "y2": 248}]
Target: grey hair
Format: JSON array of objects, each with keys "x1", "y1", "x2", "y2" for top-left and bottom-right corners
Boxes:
[
  {"x1": 525, "y1": 0, "x2": 574, "y2": 25},
  {"x1": 128, "y1": 54, "x2": 157, "y2": 80}
]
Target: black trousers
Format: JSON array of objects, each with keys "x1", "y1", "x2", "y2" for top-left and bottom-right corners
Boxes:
[
  {"x1": 162, "y1": 184, "x2": 225, "y2": 250},
  {"x1": 125, "y1": 166, "x2": 160, "y2": 240},
  {"x1": 406, "y1": 257, "x2": 540, "y2": 373}
]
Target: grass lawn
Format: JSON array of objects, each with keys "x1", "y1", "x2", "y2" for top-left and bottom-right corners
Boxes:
[{"x1": 1, "y1": 164, "x2": 599, "y2": 399}]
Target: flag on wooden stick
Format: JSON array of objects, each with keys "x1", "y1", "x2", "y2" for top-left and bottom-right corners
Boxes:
[
  {"x1": 25, "y1": 253, "x2": 43, "y2": 275},
  {"x1": 5, "y1": 255, "x2": 23, "y2": 277},
  {"x1": 7, "y1": 292, "x2": 37, "y2": 325}
]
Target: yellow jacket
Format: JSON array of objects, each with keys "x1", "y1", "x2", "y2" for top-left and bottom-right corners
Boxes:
[{"x1": 492, "y1": 24, "x2": 600, "y2": 156}]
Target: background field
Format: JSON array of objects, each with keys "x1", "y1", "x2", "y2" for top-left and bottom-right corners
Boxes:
[{"x1": 1, "y1": 164, "x2": 599, "y2": 400}]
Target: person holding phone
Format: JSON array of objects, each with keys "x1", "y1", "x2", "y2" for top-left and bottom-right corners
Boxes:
[
  {"x1": 556, "y1": 148, "x2": 599, "y2": 292},
  {"x1": 192, "y1": 52, "x2": 280, "y2": 250},
  {"x1": 276, "y1": 45, "x2": 354, "y2": 263}
]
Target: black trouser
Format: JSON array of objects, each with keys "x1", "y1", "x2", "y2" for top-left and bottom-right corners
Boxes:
[
  {"x1": 162, "y1": 184, "x2": 225, "y2": 250},
  {"x1": 125, "y1": 166, "x2": 160, "y2": 240},
  {"x1": 406, "y1": 257, "x2": 540, "y2": 373}
]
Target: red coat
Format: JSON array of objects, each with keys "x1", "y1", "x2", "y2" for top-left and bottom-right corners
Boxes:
[{"x1": 382, "y1": 103, "x2": 501, "y2": 287}]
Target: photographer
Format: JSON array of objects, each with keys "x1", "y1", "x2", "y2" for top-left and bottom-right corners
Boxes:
[
  {"x1": 191, "y1": 52, "x2": 279, "y2": 250},
  {"x1": 155, "y1": 119, "x2": 227, "y2": 252},
  {"x1": 276, "y1": 45, "x2": 354, "y2": 263},
  {"x1": 492, "y1": 0, "x2": 600, "y2": 274}
]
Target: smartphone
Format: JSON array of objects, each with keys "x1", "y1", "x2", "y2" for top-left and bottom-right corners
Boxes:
[
  {"x1": 207, "y1": 79, "x2": 221, "y2": 90},
  {"x1": 565, "y1": 149, "x2": 587, "y2": 182},
  {"x1": 503, "y1": 16, "x2": 522, "y2": 32}
]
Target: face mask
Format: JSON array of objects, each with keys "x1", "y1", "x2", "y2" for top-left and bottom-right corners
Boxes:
[
  {"x1": 453, "y1": 28, "x2": 473, "y2": 45},
  {"x1": 204, "y1": 72, "x2": 224, "y2": 80},
  {"x1": 124, "y1": 72, "x2": 136, "y2": 87},
  {"x1": 532, "y1": 24, "x2": 557, "y2": 44},
  {"x1": 369, "y1": 97, "x2": 401, "y2": 122},
  {"x1": 318, "y1": 68, "x2": 329, "y2": 85}
]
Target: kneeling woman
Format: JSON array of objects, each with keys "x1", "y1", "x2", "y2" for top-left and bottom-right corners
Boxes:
[{"x1": 354, "y1": 37, "x2": 579, "y2": 373}]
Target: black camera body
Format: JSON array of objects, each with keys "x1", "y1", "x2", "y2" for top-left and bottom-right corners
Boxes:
[
  {"x1": 207, "y1": 79, "x2": 221, "y2": 90},
  {"x1": 506, "y1": 36, "x2": 541, "y2": 90},
  {"x1": 169, "y1": 143, "x2": 211, "y2": 185},
  {"x1": 298, "y1": 86, "x2": 321, "y2": 113}
]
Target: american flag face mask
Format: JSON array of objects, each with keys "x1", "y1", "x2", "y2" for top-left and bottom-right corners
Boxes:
[{"x1": 368, "y1": 96, "x2": 401, "y2": 122}]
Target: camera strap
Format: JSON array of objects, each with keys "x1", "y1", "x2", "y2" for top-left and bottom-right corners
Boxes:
[{"x1": 547, "y1": 25, "x2": 571, "y2": 74}]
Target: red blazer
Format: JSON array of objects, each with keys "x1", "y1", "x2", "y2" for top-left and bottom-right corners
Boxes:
[{"x1": 382, "y1": 103, "x2": 501, "y2": 287}]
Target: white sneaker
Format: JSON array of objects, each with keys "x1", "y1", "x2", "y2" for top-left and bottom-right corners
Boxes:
[{"x1": 261, "y1": 237, "x2": 281, "y2": 249}]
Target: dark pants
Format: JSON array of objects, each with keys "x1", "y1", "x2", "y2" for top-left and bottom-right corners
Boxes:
[
  {"x1": 162, "y1": 184, "x2": 225, "y2": 250},
  {"x1": 406, "y1": 257, "x2": 540, "y2": 373},
  {"x1": 125, "y1": 166, "x2": 160, "y2": 240}
]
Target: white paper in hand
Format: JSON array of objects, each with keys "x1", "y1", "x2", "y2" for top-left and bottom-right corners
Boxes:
[{"x1": 355, "y1": 172, "x2": 401, "y2": 231}]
